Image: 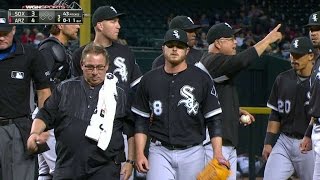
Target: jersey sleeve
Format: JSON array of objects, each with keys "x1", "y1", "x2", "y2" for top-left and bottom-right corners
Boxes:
[
  {"x1": 267, "y1": 76, "x2": 280, "y2": 112},
  {"x1": 309, "y1": 75, "x2": 320, "y2": 118},
  {"x1": 129, "y1": 58, "x2": 143, "y2": 88},
  {"x1": 201, "y1": 47, "x2": 258, "y2": 82},
  {"x1": 30, "y1": 47, "x2": 50, "y2": 90},
  {"x1": 131, "y1": 77, "x2": 151, "y2": 118},
  {"x1": 202, "y1": 79, "x2": 222, "y2": 119},
  {"x1": 131, "y1": 77, "x2": 151, "y2": 134}
]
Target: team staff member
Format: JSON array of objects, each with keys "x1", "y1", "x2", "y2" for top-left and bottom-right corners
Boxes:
[
  {"x1": 152, "y1": 15, "x2": 202, "y2": 69},
  {"x1": 0, "y1": 9, "x2": 51, "y2": 180},
  {"x1": 132, "y1": 29, "x2": 228, "y2": 180},
  {"x1": 37, "y1": 16, "x2": 80, "y2": 179},
  {"x1": 263, "y1": 37, "x2": 315, "y2": 180},
  {"x1": 300, "y1": 11, "x2": 320, "y2": 179},
  {"x1": 27, "y1": 44, "x2": 130, "y2": 179},
  {"x1": 72, "y1": 7, "x2": 142, "y2": 179},
  {"x1": 198, "y1": 22, "x2": 282, "y2": 179}
]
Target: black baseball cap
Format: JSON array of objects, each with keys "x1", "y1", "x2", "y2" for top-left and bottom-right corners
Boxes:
[
  {"x1": 206, "y1": 22, "x2": 241, "y2": 44},
  {"x1": 163, "y1": 28, "x2": 188, "y2": 47},
  {"x1": 169, "y1": 16, "x2": 201, "y2": 31},
  {"x1": 92, "y1": 6, "x2": 125, "y2": 26},
  {"x1": 0, "y1": 9, "x2": 13, "y2": 32},
  {"x1": 304, "y1": 11, "x2": 320, "y2": 27},
  {"x1": 289, "y1": 37, "x2": 314, "y2": 55}
]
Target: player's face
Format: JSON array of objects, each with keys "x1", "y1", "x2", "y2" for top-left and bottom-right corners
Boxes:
[
  {"x1": 0, "y1": 26, "x2": 15, "y2": 50},
  {"x1": 81, "y1": 53, "x2": 108, "y2": 87},
  {"x1": 163, "y1": 41, "x2": 189, "y2": 66},
  {"x1": 290, "y1": 53, "x2": 313, "y2": 71},
  {"x1": 186, "y1": 30, "x2": 197, "y2": 47},
  {"x1": 100, "y1": 18, "x2": 121, "y2": 41},
  {"x1": 216, "y1": 36, "x2": 237, "y2": 55},
  {"x1": 61, "y1": 24, "x2": 80, "y2": 40},
  {"x1": 309, "y1": 26, "x2": 320, "y2": 48}
]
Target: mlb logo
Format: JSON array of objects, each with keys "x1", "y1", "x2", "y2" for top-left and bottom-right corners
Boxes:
[
  {"x1": 0, "y1": 18, "x2": 6, "y2": 24},
  {"x1": 11, "y1": 71, "x2": 24, "y2": 80}
]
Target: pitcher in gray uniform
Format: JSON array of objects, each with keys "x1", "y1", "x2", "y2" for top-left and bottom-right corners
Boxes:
[{"x1": 132, "y1": 29, "x2": 228, "y2": 180}]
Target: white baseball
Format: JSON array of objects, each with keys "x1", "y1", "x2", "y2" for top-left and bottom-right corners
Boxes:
[{"x1": 240, "y1": 115, "x2": 251, "y2": 123}]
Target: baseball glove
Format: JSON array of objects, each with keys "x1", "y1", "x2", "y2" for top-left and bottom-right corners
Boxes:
[{"x1": 197, "y1": 158, "x2": 231, "y2": 180}]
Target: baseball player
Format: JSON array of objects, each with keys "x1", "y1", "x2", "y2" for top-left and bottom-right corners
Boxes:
[
  {"x1": 71, "y1": 6, "x2": 142, "y2": 179},
  {"x1": 132, "y1": 28, "x2": 228, "y2": 180},
  {"x1": 151, "y1": 15, "x2": 202, "y2": 69},
  {"x1": 262, "y1": 37, "x2": 315, "y2": 180},
  {"x1": 197, "y1": 22, "x2": 282, "y2": 180},
  {"x1": 300, "y1": 11, "x2": 320, "y2": 179}
]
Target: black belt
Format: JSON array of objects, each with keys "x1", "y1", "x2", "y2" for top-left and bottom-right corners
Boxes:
[
  {"x1": 150, "y1": 138, "x2": 199, "y2": 150},
  {"x1": 0, "y1": 117, "x2": 14, "y2": 126},
  {"x1": 283, "y1": 132, "x2": 304, "y2": 139}
]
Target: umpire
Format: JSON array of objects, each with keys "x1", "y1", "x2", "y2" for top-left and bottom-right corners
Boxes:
[
  {"x1": 151, "y1": 15, "x2": 203, "y2": 69},
  {"x1": 0, "y1": 9, "x2": 51, "y2": 180},
  {"x1": 263, "y1": 37, "x2": 315, "y2": 180}
]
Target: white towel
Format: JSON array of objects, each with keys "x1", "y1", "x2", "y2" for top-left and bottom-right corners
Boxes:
[{"x1": 85, "y1": 73, "x2": 118, "y2": 151}]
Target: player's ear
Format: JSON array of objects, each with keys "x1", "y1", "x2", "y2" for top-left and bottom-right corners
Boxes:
[
  {"x1": 57, "y1": 25, "x2": 63, "y2": 30},
  {"x1": 308, "y1": 53, "x2": 315, "y2": 61},
  {"x1": 214, "y1": 41, "x2": 221, "y2": 49},
  {"x1": 96, "y1": 22, "x2": 103, "y2": 31}
]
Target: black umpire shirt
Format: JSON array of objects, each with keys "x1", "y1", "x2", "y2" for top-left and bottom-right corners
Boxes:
[
  {"x1": 309, "y1": 55, "x2": 320, "y2": 118},
  {"x1": 35, "y1": 76, "x2": 128, "y2": 179},
  {"x1": 200, "y1": 47, "x2": 259, "y2": 146},
  {"x1": 267, "y1": 69, "x2": 311, "y2": 136},
  {"x1": 0, "y1": 39, "x2": 50, "y2": 118},
  {"x1": 151, "y1": 47, "x2": 203, "y2": 69},
  {"x1": 132, "y1": 65, "x2": 222, "y2": 146}
]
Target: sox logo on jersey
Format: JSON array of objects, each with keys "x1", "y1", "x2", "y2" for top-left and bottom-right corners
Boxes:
[
  {"x1": 178, "y1": 85, "x2": 199, "y2": 115},
  {"x1": 113, "y1": 57, "x2": 128, "y2": 82}
]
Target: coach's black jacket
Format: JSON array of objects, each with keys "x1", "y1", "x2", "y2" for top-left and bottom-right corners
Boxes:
[
  {"x1": 200, "y1": 47, "x2": 259, "y2": 146},
  {"x1": 36, "y1": 76, "x2": 129, "y2": 179}
]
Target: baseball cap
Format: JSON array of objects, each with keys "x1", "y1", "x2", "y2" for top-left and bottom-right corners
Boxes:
[
  {"x1": 289, "y1": 36, "x2": 314, "y2": 55},
  {"x1": 169, "y1": 16, "x2": 201, "y2": 31},
  {"x1": 0, "y1": 9, "x2": 13, "y2": 32},
  {"x1": 92, "y1": 6, "x2": 125, "y2": 26},
  {"x1": 304, "y1": 11, "x2": 320, "y2": 27},
  {"x1": 163, "y1": 28, "x2": 188, "y2": 47},
  {"x1": 206, "y1": 22, "x2": 241, "y2": 44}
]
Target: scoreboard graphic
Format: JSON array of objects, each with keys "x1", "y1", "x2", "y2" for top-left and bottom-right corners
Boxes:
[{"x1": 8, "y1": 9, "x2": 83, "y2": 24}]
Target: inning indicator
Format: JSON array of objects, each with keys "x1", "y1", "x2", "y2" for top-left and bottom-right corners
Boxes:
[{"x1": 8, "y1": 9, "x2": 83, "y2": 24}]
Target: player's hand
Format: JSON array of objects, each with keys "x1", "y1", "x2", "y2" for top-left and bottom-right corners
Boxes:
[
  {"x1": 214, "y1": 154, "x2": 230, "y2": 169},
  {"x1": 300, "y1": 136, "x2": 312, "y2": 153},
  {"x1": 120, "y1": 162, "x2": 133, "y2": 180},
  {"x1": 239, "y1": 109, "x2": 255, "y2": 126},
  {"x1": 135, "y1": 153, "x2": 149, "y2": 173},
  {"x1": 262, "y1": 144, "x2": 272, "y2": 161},
  {"x1": 264, "y1": 24, "x2": 282, "y2": 44},
  {"x1": 27, "y1": 132, "x2": 47, "y2": 153}
]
